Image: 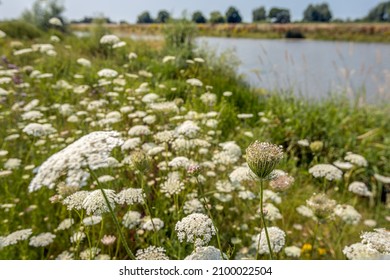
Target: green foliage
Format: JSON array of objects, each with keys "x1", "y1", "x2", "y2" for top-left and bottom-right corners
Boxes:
[
  {"x1": 285, "y1": 29, "x2": 305, "y2": 39},
  {"x1": 163, "y1": 19, "x2": 197, "y2": 57},
  {"x1": 252, "y1": 6, "x2": 267, "y2": 22},
  {"x1": 269, "y1": 7, "x2": 291, "y2": 23},
  {"x1": 303, "y1": 3, "x2": 333, "y2": 22},
  {"x1": 156, "y1": 10, "x2": 170, "y2": 23},
  {"x1": 137, "y1": 11, "x2": 154, "y2": 24},
  {"x1": 20, "y1": 0, "x2": 66, "y2": 31},
  {"x1": 192, "y1": 11, "x2": 207, "y2": 24},
  {"x1": 0, "y1": 20, "x2": 44, "y2": 39},
  {"x1": 225, "y1": 6, "x2": 242, "y2": 23},
  {"x1": 209, "y1": 11, "x2": 226, "y2": 24},
  {"x1": 366, "y1": 1, "x2": 390, "y2": 22}
]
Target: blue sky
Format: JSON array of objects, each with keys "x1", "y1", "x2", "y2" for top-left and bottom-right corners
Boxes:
[{"x1": 0, "y1": 0, "x2": 384, "y2": 22}]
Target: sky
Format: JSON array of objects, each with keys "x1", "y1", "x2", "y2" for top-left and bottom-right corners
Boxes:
[{"x1": 0, "y1": 0, "x2": 385, "y2": 22}]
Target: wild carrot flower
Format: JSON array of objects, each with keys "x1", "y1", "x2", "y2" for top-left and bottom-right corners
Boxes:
[
  {"x1": 374, "y1": 174, "x2": 390, "y2": 184},
  {"x1": 122, "y1": 210, "x2": 142, "y2": 229},
  {"x1": 29, "y1": 232, "x2": 56, "y2": 247},
  {"x1": 101, "y1": 235, "x2": 116, "y2": 246},
  {"x1": 82, "y1": 215, "x2": 102, "y2": 226},
  {"x1": 246, "y1": 141, "x2": 283, "y2": 179},
  {"x1": 136, "y1": 246, "x2": 169, "y2": 260},
  {"x1": 99, "y1": 34, "x2": 120, "y2": 45},
  {"x1": 49, "y1": 17, "x2": 62, "y2": 26},
  {"x1": 334, "y1": 204, "x2": 361, "y2": 225},
  {"x1": 308, "y1": 164, "x2": 343, "y2": 181},
  {"x1": 142, "y1": 217, "x2": 164, "y2": 231},
  {"x1": 175, "y1": 213, "x2": 216, "y2": 247},
  {"x1": 284, "y1": 246, "x2": 301, "y2": 258},
  {"x1": 28, "y1": 131, "x2": 123, "y2": 192},
  {"x1": 185, "y1": 246, "x2": 226, "y2": 260},
  {"x1": 343, "y1": 243, "x2": 381, "y2": 260},
  {"x1": 253, "y1": 226, "x2": 286, "y2": 254},
  {"x1": 344, "y1": 152, "x2": 368, "y2": 167},
  {"x1": 306, "y1": 193, "x2": 336, "y2": 220},
  {"x1": 348, "y1": 181, "x2": 372, "y2": 197},
  {"x1": 62, "y1": 191, "x2": 89, "y2": 211},
  {"x1": 160, "y1": 172, "x2": 185, "y2": 197},
  {"x1": 2, "y1": 229, "x2": 32, "y2": 247},
  {"x1": 116, "y1": 188, "x2": 145, "y2": 205},
  {"x1": 269, "y1": 173, "x2": 294, "y2": 192},
  {"x1": 82, "y1": 189, "x2": 116, "y2": 215}
]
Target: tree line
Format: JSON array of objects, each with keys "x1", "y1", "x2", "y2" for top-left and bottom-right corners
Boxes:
[
  {"x1": 133, "y1": 2, "x2": 390, "y2": 24},
  {"x1": 6, "y1": 0, "x2": 389, "y2": 30}
]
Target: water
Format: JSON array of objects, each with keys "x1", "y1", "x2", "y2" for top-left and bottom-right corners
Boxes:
[{"x1": 196, "y1": 37, "x2": 390, "y2": 102}]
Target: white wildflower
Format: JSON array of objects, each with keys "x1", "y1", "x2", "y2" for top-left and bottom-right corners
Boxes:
[
  {"x1": 142, "y1": 218, "x2": 164, "y2": 231},
  {"x1": 308, "y1": 164, "x2": 343, "y2": 181},
  {"x1": 344, "y1": 152, "x2": 368, "y2": 167},
  {"x1": 23, "y1": 123, "x2": 56, "y2": 137},
  {"x1": 285, "y1": 246, "x2": 301, "y2": 258},
  {"x1": 82, "y1": 215, "x2": 102, "y2": 226},
  {"x1": 49, "y1": 17, "x2": 62, "y2": 26},
  {"x1": 97, "y1": 68, "x2": 118, "y2": 78},
  {"x1": 334, "y1": 204, "x2": 361, "y2": 225},
  {"x1": 28, "y1": 131, "x2": 123, "y2": 191},
  {"x1": 77, "y1": 58, "x2": 91, "y2": 67},
  {"x1": 185, "y1": 246, "x2": 226, "y2": 260},
  {"x1": 116, "y1": 188, "x2": 145, "y2": 205},
  {"x1": 254, "y1": 226, "x2": 286, "y2": 254},
  {"x1": 122, "y1": 210, "x2": 142, "y2": 229},
  {"x1": 175, "y1": 213, "x2": 216, "y2": 247},
  {"x1": 186, "y1": 78, "x2": 203, "y2": 87},
  {"x1": 348, "y1": 181, "x2": 372, "y2": 197},
  {"x1": 82, "y1": 189, "x2": 116, "y2": 215},
  {"x1": 29, "y1": 232, "x2": 56, "y2": 247},
  {"x1": 100, "y1": 34, "x2": 120, "y2": 45},
  {"x1": 160, "y1": 172, "x2": 185, "y2": 197},
  {"x1": 136, "y1": 246, "x2": 169, "y2": 260}
]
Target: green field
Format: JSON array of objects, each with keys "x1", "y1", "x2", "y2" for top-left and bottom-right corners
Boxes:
[{"x1": 0, "y1": 23, "x2": 389, "y2": 260}]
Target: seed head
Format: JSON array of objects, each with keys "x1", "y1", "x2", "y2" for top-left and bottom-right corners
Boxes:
[{"x1": 246, "y1": 141, "x2": 283, "y2": 179}]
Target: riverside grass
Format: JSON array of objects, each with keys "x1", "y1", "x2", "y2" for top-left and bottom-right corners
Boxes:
[{"x1": 0, "y1": 28, "x2": 389, "y2": 260}]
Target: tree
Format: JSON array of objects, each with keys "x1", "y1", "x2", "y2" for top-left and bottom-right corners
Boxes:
[
  {"x1": 252, "y1": 6, "x2": 267, "y2": 22},
  {"x1": 21, "y1": 0, "x2": 66, "y2": 31},
  {"x1": 137, "y1": 11, "x2": 154, "y2": 24},
  {"x1": 268, "y1": 8, "x2": 290, "y2": 23},
  {"x1": 303, "y1": 3, "x2": 332, "y2": 22},
  {"x1": 156, "y1": 10, "x2": 170, "y2": 23},
  {"x1": 366, "y1": 1, "x2": 390, "y2": 22},
  {"x1": 192, "y1": 11, "x2": 207, "y2": 23},
  {"x1": 226, "y1": 6, "x2": 242, "y2": 23},
  {"x1": 209, "y1": 11, "x2": 225, "y2": 24}
]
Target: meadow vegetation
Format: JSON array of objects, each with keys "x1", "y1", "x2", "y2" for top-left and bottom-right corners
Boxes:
[{"x1": 0, "y1": 21, "x2": 389, "y2": 260}]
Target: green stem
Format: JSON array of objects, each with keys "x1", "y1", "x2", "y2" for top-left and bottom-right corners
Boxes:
[
  {"x1": 88, "y1": 168, "x2": 135, "y2": 260},
  {"x1": 197, "y1": 178, "x2": 224, "y2": 260},
  {"x1": 311, "y1": 220, "x2": 320, "y2": 259},
  {"x1": 139, "y1": 173, "x2": 158, "y2": 245},
  {"x1": 259, "y1": 179, "x2": 273, "y2": 260}
]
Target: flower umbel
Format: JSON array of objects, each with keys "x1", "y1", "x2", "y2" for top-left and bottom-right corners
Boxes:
[{"x1": 246, "y1": 141, "x2": 283, "y2": 179}]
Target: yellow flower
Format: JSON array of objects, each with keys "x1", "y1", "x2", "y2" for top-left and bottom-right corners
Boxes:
[
  {"x1": 301, "y1": 243, "x2": 312, "y2": 253},
  {"x1": 317, "y1": 248, "x2": 327, "y2": 256}
]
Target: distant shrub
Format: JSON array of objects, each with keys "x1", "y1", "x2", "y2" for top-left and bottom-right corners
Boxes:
[
  {"x1": 163, "y1": 19, "x2": 197, "y2": 57},
  {"x1": 285, "y1": 29, "x2": 305, "y2": 39},
  {"x1": 0, "y1": 20, "x2": 44, "y2": 39}
]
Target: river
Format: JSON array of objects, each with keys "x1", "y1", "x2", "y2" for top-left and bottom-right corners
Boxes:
[{"x1": 196, "y1": 37, "x2": 390, "y2": 102}]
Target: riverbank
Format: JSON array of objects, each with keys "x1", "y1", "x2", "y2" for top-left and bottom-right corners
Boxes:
[{"x1": 71, "y1": 22, "x2": 390, "y2": 43}]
